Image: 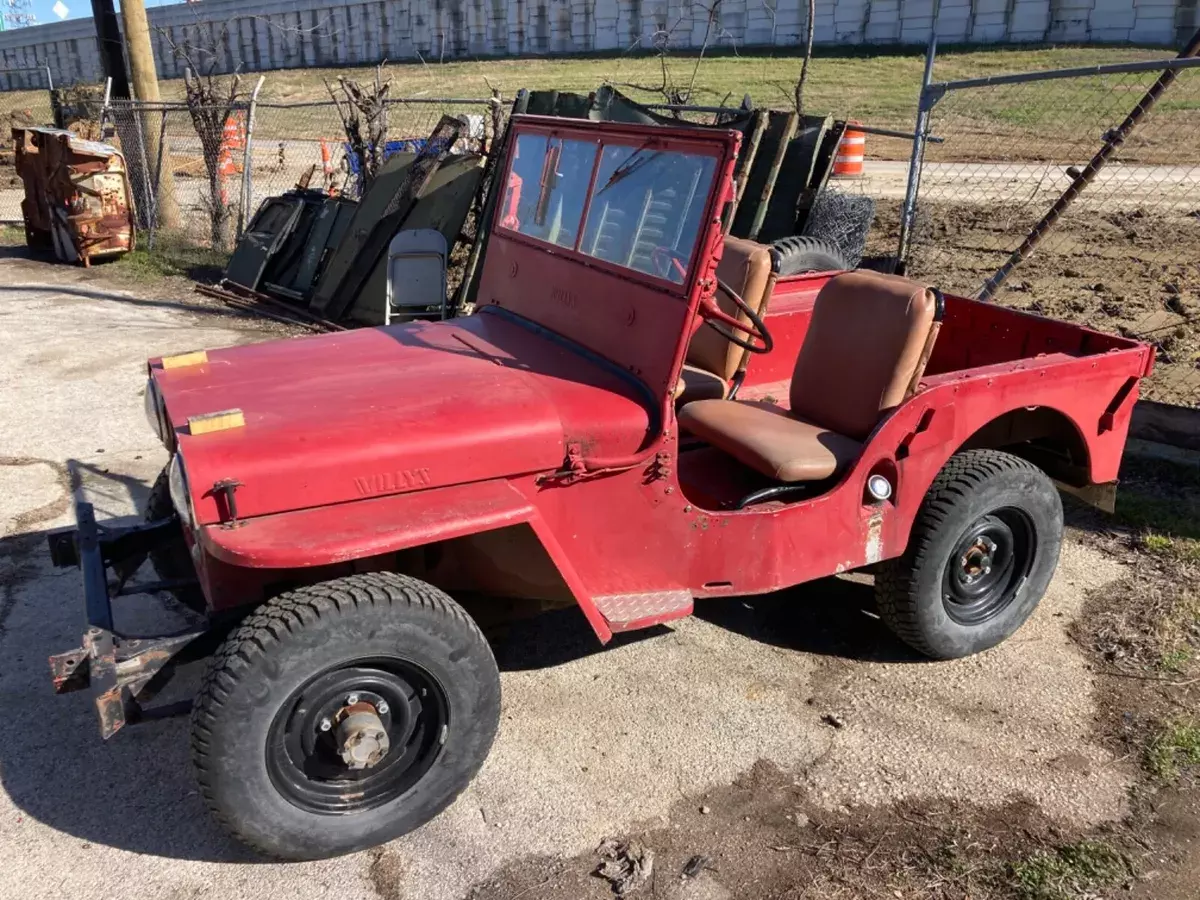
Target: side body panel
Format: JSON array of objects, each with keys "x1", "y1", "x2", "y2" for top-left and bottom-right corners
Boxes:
[{"x1": 200, "y1": 335, "x2": 1150, "y2": 640}]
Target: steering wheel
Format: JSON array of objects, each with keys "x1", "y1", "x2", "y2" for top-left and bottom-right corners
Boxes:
[
  {"x1": 650, "y1": 246, "x2": 689, "y2": 283},
  {"x1": 699, "y1": 278, "x2": 774, "y2": 354}
]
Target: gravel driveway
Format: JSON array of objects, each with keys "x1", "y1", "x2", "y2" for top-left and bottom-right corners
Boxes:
[{"x1": 0, "y1": 251, "x2": 1136, "y2": 900}]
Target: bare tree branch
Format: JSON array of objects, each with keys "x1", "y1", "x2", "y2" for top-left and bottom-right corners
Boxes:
[
  {"x1": 325, "y1": 62, "x2": 391, "y2": 190},
  {"x1": 158, "y1": 22, "x2": 246, "y2": 248},
  {"x1": 794, "y1": 0, "x2": 816, "y2": 117}
]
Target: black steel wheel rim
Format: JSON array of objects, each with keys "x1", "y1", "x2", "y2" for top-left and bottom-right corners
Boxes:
[
  {"x1": 266, "y1": 657, "x2": 449, "y2": 815},
  {"x1": 941, "y1": 508, "x2": 1036, "y2": 626}
]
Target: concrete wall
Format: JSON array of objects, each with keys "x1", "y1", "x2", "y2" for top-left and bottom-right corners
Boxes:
[{"x1": 1, "y1": 0, "x2": 1197, "y2": 90}]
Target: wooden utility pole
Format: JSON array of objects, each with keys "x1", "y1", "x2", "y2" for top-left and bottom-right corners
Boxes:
[{"x1": 118, "y1": 0, "x2": 181, "y2": 228}]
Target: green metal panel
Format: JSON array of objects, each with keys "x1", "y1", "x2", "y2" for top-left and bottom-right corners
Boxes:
[
  {"x1": 308, "y1": 153, "x2": 417, "y2": 315},
  {"x1": 349, "y1": 154, "x2": 485, "y2": 325}
]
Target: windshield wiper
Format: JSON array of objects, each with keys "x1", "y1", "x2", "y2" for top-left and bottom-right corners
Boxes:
[{"x1": 596, "y1": 144, "x2": 661, "y2": 195}]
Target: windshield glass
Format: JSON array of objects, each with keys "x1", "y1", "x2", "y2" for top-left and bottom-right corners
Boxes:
[
  {"x1": 499, "y1": 134, "x2": 719, "y2": 286},
  {"x1": 503, "y1": 133, "x2": 598, "y2": 249}
]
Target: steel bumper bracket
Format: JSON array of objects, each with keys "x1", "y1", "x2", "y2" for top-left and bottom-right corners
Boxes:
[{"x1": 47, "y1": 500, "x2": 207, "y2": 739}]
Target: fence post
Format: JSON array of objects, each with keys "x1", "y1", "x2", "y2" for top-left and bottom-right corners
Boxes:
[
  {"x1": 897, "y1": 33, "x2": 938, "y2": 272},
  {"x1": 98, "y1": 77, "x2": 114, "y2": 140},
  {"x1": 131, "y1": 103, "x2": 157, "y2": 243},
  {"x1": 149, "y1": 109, "x2": 169, "y2": 252},
  {"x1": 238, "y1": 76, "x2": 266, "y2": 241}
]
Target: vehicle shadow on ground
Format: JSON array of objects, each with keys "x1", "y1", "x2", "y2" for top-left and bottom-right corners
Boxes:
[
  {"x1": 694, "y1": 576, "x2": 926, "y2": 663},
  {"x1": 493, "y1": 574, "x2": 923, "y2": 671}
]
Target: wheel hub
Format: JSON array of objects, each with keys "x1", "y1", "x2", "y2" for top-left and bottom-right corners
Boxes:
[
  {"x1": 266, "y1": 658, "x2": 449, "y2": 814},
  {"x1": 336, "y1": 701, "x2": 391, "y2": 769},
  {"x1": 942, "y1": 509, "x2": 1036, "y2": 627},
  {"x1": 960, "y1": 536, "x2": 997, "y2": 582}
]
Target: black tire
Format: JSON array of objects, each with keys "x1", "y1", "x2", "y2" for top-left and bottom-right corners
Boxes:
[
  {"x1": 875, "y1": 450, "x2": 1063, "y2": 660},
  {"x1": 772, "y1": 236, "x2": 850, "y2": 276},
  {"x1": 145, "y1": 467, "x2": 205, "y2": 613},
  {"x1": 190, "y1": 572, "x2": 500, "y2": 859}
]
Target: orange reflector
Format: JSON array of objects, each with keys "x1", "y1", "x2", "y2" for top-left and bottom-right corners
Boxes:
[
  {"x1": 161, "y1": 350, "x2": 209, "y2": 369},
  {"x1": 188, "y1": 408, "x2": 245, "y2": 435}
]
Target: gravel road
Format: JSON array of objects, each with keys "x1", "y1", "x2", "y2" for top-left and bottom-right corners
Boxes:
[{"x1": 0, "y1": 251, "x2": 1135, "y2": 900}]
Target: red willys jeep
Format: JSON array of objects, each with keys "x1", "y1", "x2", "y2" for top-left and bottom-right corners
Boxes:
[{"x1": 48, "y1": 115, "x2": 1153, "y2": 859}]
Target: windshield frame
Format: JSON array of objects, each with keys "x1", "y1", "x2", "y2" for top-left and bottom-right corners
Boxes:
[{"x1": 493, "y1": 118, "x2": 732, "y2": 298}]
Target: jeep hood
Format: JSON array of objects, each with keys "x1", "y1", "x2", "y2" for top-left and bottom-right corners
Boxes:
[{"x1": 153, "y1": 311, "x2": 653, "y2": 526}]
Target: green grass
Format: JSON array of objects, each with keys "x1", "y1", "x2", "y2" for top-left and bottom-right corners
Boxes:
[
  {"x1": 196, "y1": 46, "x2": 1200, "y2": 162},
  {"x1": 0, "y1": 223, "x2": 24, "y2": 245},
  {"x1": 1009, "y1": 841, "x2": 1129, "y2": 900},
  {"x1": 6, "y1": 46, "x2": 1193, "y2": 162},
  {"x1": 1115, "y1": 488, "x2": 1200, "y2": 563},
  {"x1": 112, "y1": 242, "x2": 230, "y2": 284},
  {"x1": 1145, "y1": 719, "x2": 1200, "y2": 782},
  {"x1": 1160, "y1": 646, "x2": 1194, "y2": 674}
]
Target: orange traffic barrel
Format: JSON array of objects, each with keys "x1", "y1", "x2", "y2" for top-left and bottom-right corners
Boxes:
[
  {"x1": 832, "y1": 123, "x2": 865, "y2": 178},
  {"x1": 223, "y1": 113, "x2": 246, "y2": 151}
]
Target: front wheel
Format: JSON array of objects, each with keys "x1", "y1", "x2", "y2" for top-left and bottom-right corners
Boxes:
[
  {"x1": 190, "y1": 573, "x2": 500, "y2": 859},
  {"x1": 875, "y1": 450, "x2": 1063, "y2": 660}
]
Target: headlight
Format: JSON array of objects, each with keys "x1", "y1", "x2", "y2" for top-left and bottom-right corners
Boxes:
[{"x1": 168, "y1": 452, "x2": 195, "y2": 529}]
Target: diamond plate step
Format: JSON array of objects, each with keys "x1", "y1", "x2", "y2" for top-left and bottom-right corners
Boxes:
[{"x1": 592, "y1": 590, "x2": 694, "y2": 633}]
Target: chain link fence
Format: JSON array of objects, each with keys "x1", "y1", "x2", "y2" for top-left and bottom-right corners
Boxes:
[
  {"x1": 901, "y1": 55, "x2": 1200, "y2": 407},
  {"x1": 97, "y1": 96, "x2": 495, "y2": 251},
  {"x1": 0, "y1": 66, "x2": 56, "y2": 224}
]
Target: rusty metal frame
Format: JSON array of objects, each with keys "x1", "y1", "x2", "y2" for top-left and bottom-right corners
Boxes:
[{"x1": 47, "y1": 501, "x2": 207, "y2": 739}]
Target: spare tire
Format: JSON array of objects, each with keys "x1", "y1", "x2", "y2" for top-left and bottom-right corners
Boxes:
[{"x1": 772, "y1": 236, "x2": 850, "y2": 276}]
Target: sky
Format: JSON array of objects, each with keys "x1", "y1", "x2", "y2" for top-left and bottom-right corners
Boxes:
[{"x1": 8, "y1": 0, "x2": 183, "y2": 27}]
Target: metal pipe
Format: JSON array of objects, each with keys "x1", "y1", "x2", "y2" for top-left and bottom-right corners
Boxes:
[
  {"x1": 852, "y1": 123, "x2": 944, "y2": 144},
  {"x1": 977, "y1": 27, "x2": 1200, "y2": 301},
  {"x1": 239, "y1": 76, "x2": 266, "y2": 241},
  {"x1": 99, "y1": 77, "x2": 113, "y2": 140},
  {"x1": 645, "y1": 103, "x2": 744, "y2": 114},
  {"x1": 930, "y1": 54, "x2": 1200, "y2": 97},
  {"x1": 897, "y1": 33, "x2": 938, "y2": 270}
]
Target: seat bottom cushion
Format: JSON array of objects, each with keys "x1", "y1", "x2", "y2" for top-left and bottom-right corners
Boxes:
[
  {"x1": 673, "y1": 364, "x2": 728, "y2": 404},
  {"x1": 678, "y1": 399, "x2": 863, "y2": 482}
]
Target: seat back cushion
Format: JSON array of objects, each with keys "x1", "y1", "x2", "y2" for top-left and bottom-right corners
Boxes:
[
  {"x1": 685, "y1": 236, "x2": 774, "y2": 381},
  {"x1": 790, "y1": 270, "x2": 938, "y2": 441}
]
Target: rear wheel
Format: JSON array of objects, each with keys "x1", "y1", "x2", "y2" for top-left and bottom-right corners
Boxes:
[
  {"x1": 875, "y1": 450, "x2": 1063, "y2": 659},
  {"x1": 190, "y1": 573, "x2": 500, "y2": 859}
]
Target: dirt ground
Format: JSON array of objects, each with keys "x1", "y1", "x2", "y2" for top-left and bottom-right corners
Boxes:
[
  {"x1": 866, "y1": 200, "x2": 1200, "y2": 407},
  {"x1": 0, "y1": 245, "x2": 1198, "y2": 900}
]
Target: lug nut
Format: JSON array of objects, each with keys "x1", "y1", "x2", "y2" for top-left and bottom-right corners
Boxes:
[
  {"x1": 376, "y1": 700, "x2": 390, "y2": 715},
  {"x1": 346, "y1": 693, "x2": 360, "y2": 706},
  {"x1": 319, "y1": 717, "x2": 332, "y2": 732}
]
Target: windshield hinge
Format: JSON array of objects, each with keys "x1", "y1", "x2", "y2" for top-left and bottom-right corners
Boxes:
[{"x1": 565, "y1": 442, "x2": 587, "y2": 476}]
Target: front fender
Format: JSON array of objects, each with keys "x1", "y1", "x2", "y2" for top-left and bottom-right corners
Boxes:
[{"x1": 199, "y1": 479, "x2": 538, "y2": 568}]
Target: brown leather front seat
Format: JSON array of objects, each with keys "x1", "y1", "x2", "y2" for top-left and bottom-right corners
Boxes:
[
  {"x1": 677, "y1": 270, "x2": 942, "y2": 484},
  {"x1": 675, "y1": 237, "x2": 777, "y2": 404}
]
